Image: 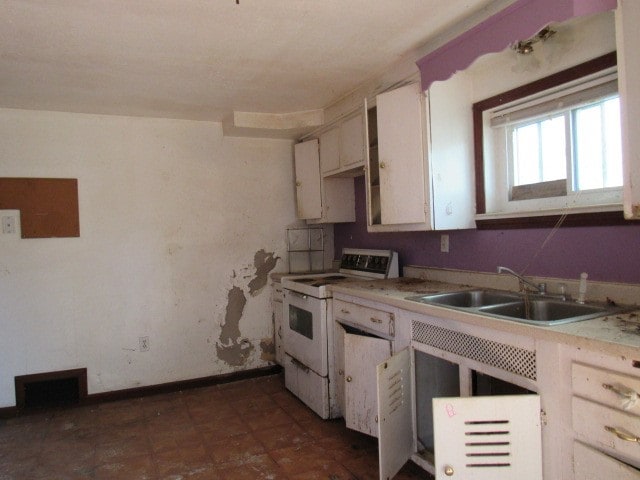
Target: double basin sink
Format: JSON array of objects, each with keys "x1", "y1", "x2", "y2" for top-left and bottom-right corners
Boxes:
[{"x1": 406, "y1": 289, "x2": 621, "y2": 326}]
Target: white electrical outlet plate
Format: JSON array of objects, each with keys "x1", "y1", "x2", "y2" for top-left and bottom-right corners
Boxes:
[
  {"x1": 0, "y1": 210, "x2": 20, "y2": 236},
  {"x1": 2, "y1": 216, "x2": 16, "y2": 234},
  {"x1": 440, "y1": 234, "x2": 450, "y2": 253}
]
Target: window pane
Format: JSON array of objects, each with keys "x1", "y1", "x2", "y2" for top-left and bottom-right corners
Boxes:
[
  {"x1": 512, "y1": 115, "x2": 566, "y2": 186},
  {"x1": 512, "y1": 123, "x2": 539, "y2": 185},
  {"x1": 540, "y1": 116, "x2": 566, "y2": 182},
  {"x1": 574, "y1": 96, "x2": 622, "y2": 190}
]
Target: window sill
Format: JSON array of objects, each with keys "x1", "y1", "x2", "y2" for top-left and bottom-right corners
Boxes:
[{"x1": 475, "y1": 204, "x2": 628, "y2": 229}]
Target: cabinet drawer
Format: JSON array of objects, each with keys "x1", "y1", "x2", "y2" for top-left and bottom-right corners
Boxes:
[
  {"x1": 334, "y1": 299, "x2": 394, "y2": 337},
  {"x1": 574, "y1": 441, "x2": 640, "y2": 479},
  {"x1": 572, "y1": 362, "x2": 640, "y2": 415},
  {"x1": 572, "y1": 396, "x2": 640, "y2": 468}
]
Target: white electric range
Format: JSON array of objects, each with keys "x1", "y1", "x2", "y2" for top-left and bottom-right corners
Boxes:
[{"x1": 281, "y1": 248, "x2": 398, "y2": 419}]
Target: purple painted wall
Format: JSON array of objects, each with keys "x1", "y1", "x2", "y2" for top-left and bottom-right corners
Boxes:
[
  {"x1": 416, "y1": 0, "x2": 618, "y2": 90},
  {"x1": 334, "y1": 177, "x2": 640, "y2": 284}
]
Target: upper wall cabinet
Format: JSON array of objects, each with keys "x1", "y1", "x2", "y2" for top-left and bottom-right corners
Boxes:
[
  {"x1": 364, "y1": 82, "x2": 475, "y2": 232},
  {"x1": 294, "y1": 139, "x2": 322, "y2": 220},
  {"x1": 617, "y1": 0, "x2": 640, "y2": 220},
  {"x1": 320, "y1": 113, "x2": 365, "y2": 177},
  {"x1": 294, "y1": 138, "x2": 355, "y2": 224}
]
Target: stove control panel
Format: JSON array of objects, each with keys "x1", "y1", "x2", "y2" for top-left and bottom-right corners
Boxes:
[{"x1": 340, "y1": 252, "x2": 390, "y2": 275}]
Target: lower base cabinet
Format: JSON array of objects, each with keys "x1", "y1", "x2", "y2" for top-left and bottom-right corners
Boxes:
[
  {"x1": 567, "y1": 347, "x2": 640, "y2": 478},
  {"x1": 341, "y1": 310, "x2": 546, "y2": 480}
]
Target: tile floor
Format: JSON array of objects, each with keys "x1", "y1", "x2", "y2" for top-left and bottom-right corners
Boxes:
[{"x1": 0, "y1": 374, "x2": 432, "y2": 479}]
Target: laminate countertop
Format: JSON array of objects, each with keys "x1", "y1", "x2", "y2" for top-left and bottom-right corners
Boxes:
[{"x1": 329, "y1": 276, "x2": 640, "y2": 358}]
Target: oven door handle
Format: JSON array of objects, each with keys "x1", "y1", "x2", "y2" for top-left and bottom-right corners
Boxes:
[{"x1": 287, "y1": 290, "x2": 309, "y2": 300}]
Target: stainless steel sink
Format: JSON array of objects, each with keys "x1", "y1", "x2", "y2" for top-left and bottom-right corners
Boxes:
[
  {"x1": 478, "y1": 299, "x2": 612, "y2": 325},
  {"x1": 405, "y1": 289, "x2": 621, "y2": 326},
  {"x1": 407, "y1": 289, "x2": 520, "y2": 308}
]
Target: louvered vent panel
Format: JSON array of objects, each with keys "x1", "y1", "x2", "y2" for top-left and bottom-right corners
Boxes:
[
  {"x1": 412, "y1": 321, "x2": 537, "y2": 380},
  {"x1": 464, "y1": 418, "x2": 512, "y2": 469},
  {"x1": 385, "y1": 368, "x2": 404, "y2": 415}
]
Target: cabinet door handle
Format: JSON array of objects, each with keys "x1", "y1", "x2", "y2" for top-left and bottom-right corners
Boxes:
[
  {"x1": 603, "y1": 383, "x2": 639, "y2": 409},
  {"x1": 341, "y1": 309, "x2": 350, "y2": 314},
  {"x1": 379, "y1": 161, "x2": 386, "y2": 169},
  {"x1": 604, "y1": 425, "x2": 640, "y2": 443},
  {"x1": 296, "y1": 181, "x2": 301, "y2": 187},
  {"x1": 346, "y1": 375, "x2": 352, "y2": 382},
  {"x1": 370, "y1": 317, "x2": 382, "y2": 324}
]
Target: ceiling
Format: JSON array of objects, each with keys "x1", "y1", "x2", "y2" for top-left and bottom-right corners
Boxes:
[{"x1": 0, "y1": 0, "x2": 500, "y2": 133}]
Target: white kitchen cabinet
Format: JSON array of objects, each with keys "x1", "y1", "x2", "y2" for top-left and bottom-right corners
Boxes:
[
  {"x1": 365, "y1": 79, "x2": 475, "y2": 232},
  {"x1": 432, "y1": 395, "x2": 542, "y2": 480},
  {"x1": 294, "y1": 138, "x2": 355, "y2": 223},
  {"x1": 294, "y1": 139, "x2": 322, "y2": 220},
  {"x1": 333, "y1": 297, "x2": 397, "y2": 436},
  {"x1": 344, "y1": 332, "x2": 391, "y2": 437},
  {"x1": 320, "y1": 113, "x2": 365, "y2": 177},
  {"x1": 566, "y1": 348, "x2": 640, "y2": 477},
  {"x1": 616, "y1": 0, "x2": 640, "y2": 220}
]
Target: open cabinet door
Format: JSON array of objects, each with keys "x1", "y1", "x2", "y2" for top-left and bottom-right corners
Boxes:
[
  {"x1": 377, "y1": 347, "x2": 413, "y2": 480},
  {"x1": 344, "y1": 332, "x2": 392, "y2": 437},
  {"x1": 433, "y1": 395, "x2": 542, "y2": 480}
]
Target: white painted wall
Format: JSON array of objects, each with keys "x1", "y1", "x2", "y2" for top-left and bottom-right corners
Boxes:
[{"x1": 0, "y1": 108, "x2": 300, "y2": 407}]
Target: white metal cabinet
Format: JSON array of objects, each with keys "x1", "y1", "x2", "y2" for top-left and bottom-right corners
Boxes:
[
  {"x1": 334, "y1": 297, "x2": 397, "y2": 437},
  {"x1": 573, "y1": 441, "x2": 640, "y2": 480},
  {"x1": 377, "y1": 348, "x2": 414, "y2": 480},
  {"x1": 294, "y1": 139, "x2": 322, "y2": 220},
  {"x1": 568, "y1": 353, "x2": 640, "y2": 475},
  {"x1": 380, "y1": 311, "x2": 543, "y2": 479},
  {"x1": 344, "y1": 332, "x2": 391, "y2": 437},
  {"x1": 364, "y1": 80, "x2": 475, "y2": 232},
  {"x1": 294, "y1": 138, "x2": 355, "y2": 223},
  {"x1": 320, "y1": 127, "x2": 340, "y2": 174},
  {"x1": 616, "y1": 0, "x2": 640, "y2": 219},
  {"x1": 320, "y1": 113, "x2": 365, "y2": 177},
  {"x1": 340, "y1": 113, "x2": 365, "y2": 170},
  {"x1": 432, "y1": 395, "x2": 542, "y2": 480},
  {"x1": 374, "y1": 83, "x2": 429, "y2": 227}
]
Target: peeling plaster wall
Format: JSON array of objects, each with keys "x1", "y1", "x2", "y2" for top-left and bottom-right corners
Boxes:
[{"x1": 0, "y1": 108, "x2": 299, "y2": 407}]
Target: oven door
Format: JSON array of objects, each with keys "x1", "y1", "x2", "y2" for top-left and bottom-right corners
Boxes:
[{"x1": 283, "y1": 289, "x2": 328, "y2": 376}]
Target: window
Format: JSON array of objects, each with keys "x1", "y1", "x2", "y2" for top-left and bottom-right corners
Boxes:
[
  {"x1": 494, "y1": 79, "x2": 622, "y2": 202},
  {"x1": 474, "y1": 52, "x2": 627, "y2": 228}
]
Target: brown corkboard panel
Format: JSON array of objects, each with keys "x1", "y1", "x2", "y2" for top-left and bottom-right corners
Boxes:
[{"x1": 0, "y1": 178, "x2": 79, "y2": 238}]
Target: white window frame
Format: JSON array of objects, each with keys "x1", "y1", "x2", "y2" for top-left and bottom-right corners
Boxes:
[{"x1": 477, "y1": 66, "x2": 623, "y2": 221}]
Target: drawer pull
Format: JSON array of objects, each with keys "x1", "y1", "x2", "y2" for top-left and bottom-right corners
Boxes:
[
  {"x1": 346, "y1": 375, "x2": 352, "y2": 382},
  {"x1": 603, "y1": 383, "x2": 639, "y2": 409},
  {"x1": 604, "y1": 425, "x2": 640, "y2": 443},
  {"x1": 370, "y1": 317, "x2": 382, "y2": 324},
  {"x1": 341, "y1": 309, "x2": 351, "y2": 314}
]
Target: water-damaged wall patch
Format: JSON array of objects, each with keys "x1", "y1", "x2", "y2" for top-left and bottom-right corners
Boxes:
[
  {"x1": 248, "y1": 249, "x2": 279, "y2": 297},
  {"x1": 216, "y1": 286, "x2": 254, "y2": 366},
  {"x1": 259, "y1": 337, "x2": 275, "y2": 362}
]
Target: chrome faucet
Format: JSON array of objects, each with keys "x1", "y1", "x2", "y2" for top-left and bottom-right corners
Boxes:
[{"x1": 497, "y1": 266, "x2": 546, "y2": 294}]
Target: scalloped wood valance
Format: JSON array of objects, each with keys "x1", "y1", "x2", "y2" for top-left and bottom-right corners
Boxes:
[{"x1": 416, "y1": 0, "x2": 617, "y2": 91}]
